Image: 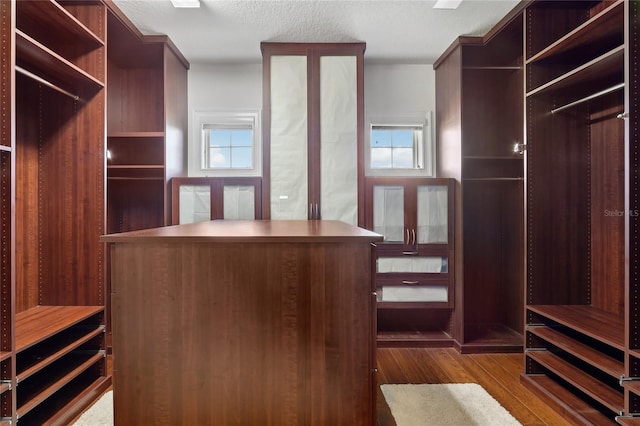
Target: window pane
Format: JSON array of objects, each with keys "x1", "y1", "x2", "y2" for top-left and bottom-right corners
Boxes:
[
  {"x1": 209, "y1": 130, "x2": 231, "y2": 148},
  {"x1": 392, "y1": 147, "x2": 413, "y2": 168},
  {"x1": 371, "y1": 129, "x2": 392, "y2": 147},
  {"x1": 209, "y1": 147, "x2": 231, "y2": 168},
  {"x1": 230, "y1": 147, "x2": 252, "y2": 168},
  {"x1": 371, "y1": 147, "x2": 392, "y2": 168},
  {"x1": 391, "y1": 129, "x2": 413, "y2": 147},
  {"x1": 231, "y1": 129, "x2": 252, "y2": 147}
]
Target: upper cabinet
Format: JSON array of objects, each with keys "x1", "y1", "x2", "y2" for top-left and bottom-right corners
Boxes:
[
  {"x1": 520, "y1": 1, "x2": 636, "y2": 424},
  {"x1": 261, "y1": 43, "x2": 365, "y2": 225}
]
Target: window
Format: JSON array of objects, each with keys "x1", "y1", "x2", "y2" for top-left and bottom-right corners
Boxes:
[
  {"x1": 366, "y1": 113, "x2": 434, "y2": 177},
  {"x1": 195, "y1": 111, "x2": 261, "y2": 176},
  {"x1": 203, "y1": 124, "x2": 253, "y2": 169},
  {"x1": 370, "y1": 125, "x2": 424, "y2": 169}
]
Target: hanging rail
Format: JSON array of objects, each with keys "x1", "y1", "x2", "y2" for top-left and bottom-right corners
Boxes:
[
  {"x1": 15, "y1": 66, "x2": 80, "y2": 101},
  {"x1": 551, "y1": 83, "x2": 624, "y2": 114}
]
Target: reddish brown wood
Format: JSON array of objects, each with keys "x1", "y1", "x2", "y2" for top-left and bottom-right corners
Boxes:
[
  {"x1": 434, "y1": 13, "x2": 524, "y2": 352},
  {"x1": 106, "y1": 220, "x2": 381, "y2": 425}
]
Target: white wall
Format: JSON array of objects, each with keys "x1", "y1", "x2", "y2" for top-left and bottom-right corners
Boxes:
[{"x1": 187, "y1": 61, "x2": 435, "y2": 177}]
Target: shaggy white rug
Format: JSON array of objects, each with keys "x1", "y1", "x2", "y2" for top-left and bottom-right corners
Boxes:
[
  {"x1": 381, "y1": 383, "x2": 522, "y2": 426},
  {"x1": 72, "y1": 390, "x2": 113, "y2": 426},
  {"x1": 74, "y1": 384, "x2": 521, "y2": 426}
]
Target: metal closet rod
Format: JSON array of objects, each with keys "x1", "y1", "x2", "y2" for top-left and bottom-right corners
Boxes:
[
  {"x1": 551, "y1": 83, "x2": 624, "y2": 114},
  {"x1": 15, "y1": 66, "x2": 80, "y2": 101}
]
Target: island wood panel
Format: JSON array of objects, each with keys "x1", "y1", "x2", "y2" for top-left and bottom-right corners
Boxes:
[{"x1": 106, "y1": 220, "x2": 381, "y2": 425}]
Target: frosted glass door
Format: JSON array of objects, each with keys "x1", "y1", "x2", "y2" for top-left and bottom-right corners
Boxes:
[
  {"x1": 320, "y1": 56, "x2": 358, "y2": 225},
  {"x1": 373, "y1": 185, "x2": 404, "y2": 243},
  {"x1": 179, "y1": 185, "x2": 211, "y2": 224},
  {"x1": 417, "y1": 185, "x2": 448, "y2": 243},
  {"x1": 223, "y1": 185, "x2": 255, "y2": 220},
  {"x1": 270, "y1": 55, "x2": 308, "y2": 220}
]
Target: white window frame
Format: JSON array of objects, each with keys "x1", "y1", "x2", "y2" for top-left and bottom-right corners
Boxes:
[
  {"x1": 192, "y1": 110, "x2": 262, "y2": 177},
  {"x1": 365, "y1": 111, "x2": 435, "y2": 177}
]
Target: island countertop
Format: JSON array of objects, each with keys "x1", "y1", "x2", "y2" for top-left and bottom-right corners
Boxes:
[{"x1": 101, "y1": 219, "x2": 383, "y2": 244}]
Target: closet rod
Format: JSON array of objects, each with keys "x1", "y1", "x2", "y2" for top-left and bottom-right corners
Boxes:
[
  {"x1": 551, "y1": 83, "x2": 624, "y2": 114},
  {"x1": 15, "y1": 66, "x2": 80, "y2": 101}
]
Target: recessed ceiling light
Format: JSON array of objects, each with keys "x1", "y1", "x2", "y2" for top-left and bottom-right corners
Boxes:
[
  {"x1": 433, "y1": 0, "x2": 463, "y2": 9},
  {"x1": 170, "y1": 0, "x2": 200, "y2": 8}
]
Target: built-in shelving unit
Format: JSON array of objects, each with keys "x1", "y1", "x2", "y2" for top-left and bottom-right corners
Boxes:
[
  {"x1": 106, "y1": 10, "x2": 188, "y2": 232},
  {"x1": 521, "y1": 1, "x2": 633, "y2": 424},
  {"x1": 0, "y1": 0, "x2": 112, "y2": 423},
  {"x1": 434, "y1": 6, "x2": 525, "y2": 353}
]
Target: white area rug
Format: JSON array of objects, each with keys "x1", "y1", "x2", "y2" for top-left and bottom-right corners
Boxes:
[
  {"x1": 381, "y1": 383, "x2": 522, "y2": 426},
  {"x1": 72, "y1": 390, "x2": 113, "y2": 426}
]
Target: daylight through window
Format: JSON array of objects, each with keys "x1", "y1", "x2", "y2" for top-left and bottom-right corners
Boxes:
[
  {"x1": 370, "y1": 125, "x2": 424, "y2": 169},
  {"x1": 202, "y1": 122, "x2": 254, "y2": 170}
]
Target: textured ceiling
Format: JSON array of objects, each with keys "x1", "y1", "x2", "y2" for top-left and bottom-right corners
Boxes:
[{"x1": 111, "y1": 0, "x2": 521, "y2": 64}]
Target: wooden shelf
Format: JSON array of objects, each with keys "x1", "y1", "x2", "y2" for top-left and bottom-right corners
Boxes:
[
  {"x1": 527, "y1": 325, "x2": 623, "y2": 378},
  {"x1": 617, "y1": 417, "x2": 640, "y2": 426},
  {"x1": 16, "y1": 0, "x2": 104, "y2": 48},
  {"x1": 377, "y1": 301, "x2": 451, "y2": 310},
  {"x1": 16, "y1": 352, "x2": 104, "y2": 419},
  {"x1": 108, "y1": 131, "x2": 165, "y2": 138},
  {"x1": 377, "y1": 330, "x2": 454, "y2": 348},
  {"x1": 526, "y1": 45, "x2": 624, "y2": 98},
  {"x1": 29, "y1": 376, "x2": 111, "y2": 426},
  {"x1": 15, "y1": 30, "x2": 104, "y2": 92},
  {"x1": 623, "y1": 380, "x2": 640, "y2": 395},
  {"x1": 0, "y1": 382, "x2": 10, "y2": 395},
  {"x1": 527, "y1": 350, "x2": 623, "y2": 414},
  {"x1": 17, "y1": 326, "x2": 105, "y2": 383},
  {"x1": 527, "y1": 0, "x2": 623, "y2": 63},
  {"x1": 521, "y1": 374, "x2": 618, "y2": 425},
  {"x1": 527, "y1": 305, "x2": 624, "y2": 351},
  {"x1": 15, "y1": 306, "x2": 104, "y2": 353},
  {"x1": 458, "y1": 324, "x2": 523, "y2": 353},
  {"x1": 0, "y1": 351, "x2": 11, "y2": 362}
]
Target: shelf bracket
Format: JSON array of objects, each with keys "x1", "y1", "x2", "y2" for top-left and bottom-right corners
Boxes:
[{"x1": 619, "y1": 375, "x2": 640, "y2": 386}]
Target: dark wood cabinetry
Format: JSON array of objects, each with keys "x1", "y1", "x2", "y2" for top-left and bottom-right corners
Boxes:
[
  {"x1": 106, "y1": 9, "x2": 188, "y2": 233},
  {"x1": 261, "y1": 43, "x2": 365, "y2": 224},
  {"x1": 1, "y1": 0, "x2": 110, "y2": 423},
  {"x1": 519, "y1": 1, "x2": 637, "y2": 424},
  {"x1": 434, "y1": 8, "x2": 525, "y2": 353},
  {"x1": 364, "y1": 177, "x2": 456, "y2": 347},
  {"x1": 103, "y1": 220, "x2": 382, "y2": 425}
]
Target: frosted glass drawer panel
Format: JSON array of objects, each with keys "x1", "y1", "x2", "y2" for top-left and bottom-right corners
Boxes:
[
  {"x1": 223, "y1": 185, "x2": 255, "y2": 220},
  {"x1": 179, "y1": 185, "x2": 211, "y2": 224},
  {"x1": 377, "y1": 286, "x2": 448, "y2": 302},
  {"x1": 377, "y1": 257, "x2": 448, "y2": 273},
  {"x1": 373, "y1": 185, "x2": 404, "y2": 243},
  {"x1": 417, "y1": 185, "x2": 448, "y2": 243}
]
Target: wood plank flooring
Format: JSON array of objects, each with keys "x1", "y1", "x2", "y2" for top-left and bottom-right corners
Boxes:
[{"x1": 376, "y1": 348, "x2": 572, "y2": 426}]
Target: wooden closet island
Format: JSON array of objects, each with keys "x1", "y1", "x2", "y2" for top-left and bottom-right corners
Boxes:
[{"x1": 101, "y1": 220, "x2": 382, "y2": 425}]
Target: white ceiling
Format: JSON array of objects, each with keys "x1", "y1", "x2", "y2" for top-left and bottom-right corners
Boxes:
[{"x1": 111, "y1": 0, "x2": 521, "y2": 65}]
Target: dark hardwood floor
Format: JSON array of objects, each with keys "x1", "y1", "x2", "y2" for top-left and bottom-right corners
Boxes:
[{"x1": 376, "y1": 348, "x2": 572, "y2": 426}]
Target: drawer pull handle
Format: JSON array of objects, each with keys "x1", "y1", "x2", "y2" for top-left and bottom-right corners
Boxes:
[
  {"x1": 402, "y1": 251, "x2": 418, "y2": 255},
  {"x1": 402, "y1": 280, "x2": 419, "y2": 285}
]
